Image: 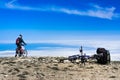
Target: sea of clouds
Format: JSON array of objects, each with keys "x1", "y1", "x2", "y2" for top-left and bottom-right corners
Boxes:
[{"x1": 0, "y1": 40, "x2": 120, "y2": 61}]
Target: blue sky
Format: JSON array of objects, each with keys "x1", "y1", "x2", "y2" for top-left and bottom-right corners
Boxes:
[
  {"x1": 0, "y1": 0, "x2": 120, "y2": 43},
  {"x1": 1, "y1": 0, "x2": 120, "y2": 60}
]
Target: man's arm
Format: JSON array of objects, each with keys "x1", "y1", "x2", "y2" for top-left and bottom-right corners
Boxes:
[{"x1": 21, "y1": 38, "x2": 26, "y2": 45}]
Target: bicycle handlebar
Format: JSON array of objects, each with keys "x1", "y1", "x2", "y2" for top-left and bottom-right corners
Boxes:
[{"x1": 21, "y1": 43, "x2": 27, "y2": 46}]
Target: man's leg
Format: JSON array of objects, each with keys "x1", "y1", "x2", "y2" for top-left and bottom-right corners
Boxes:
[{"x1": 15, "y1": 45, "x2": 19, "y2": 57}]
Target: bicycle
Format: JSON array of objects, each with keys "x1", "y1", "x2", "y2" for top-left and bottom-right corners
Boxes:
[{"x1": 15, "y1": 44, "x2": 28, "y2": 57}]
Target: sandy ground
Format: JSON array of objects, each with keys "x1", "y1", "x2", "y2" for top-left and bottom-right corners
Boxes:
[{"x1": 0, "y1": 57, "x2": 120, "y2": 80}]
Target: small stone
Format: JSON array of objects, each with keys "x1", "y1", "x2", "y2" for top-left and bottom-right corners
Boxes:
[
  {"x1": 53, "y1": 63, "x2": 58, "y2": 66},
  {"x1": 14, "y1": 68, "x2": 20, "y2": 72},
  {"x1": 17, "y1": 74, "x2": 26, "y2": 78},
  {"x1": 22, "y1": 71, "x2": 29, "y2": 75},
  {"x1": 109, "y1": 76, "x2": 116, "y2": 78},
  {"x1": 86, "y1": 66, "x2": 94, "y2": 69},
  {"x1": 113, "y1": 67, "x2": 118, "y2": 70},
  {"x1": 51, "y1": 66, "x2": 59, "y2": 70}
]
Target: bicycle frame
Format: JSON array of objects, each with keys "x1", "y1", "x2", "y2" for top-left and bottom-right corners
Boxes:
[{"x1": 15, "y1": 45, "x2": 28, "y2": 57}]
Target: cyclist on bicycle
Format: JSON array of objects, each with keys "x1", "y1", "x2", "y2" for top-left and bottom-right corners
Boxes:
[{"x1": 15, "y1": 34, "x2": 26, "y2": 57}]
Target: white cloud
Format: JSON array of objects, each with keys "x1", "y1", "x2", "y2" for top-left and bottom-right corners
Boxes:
[
  {"x1": 87, "y1": 5, "x2": 116, "y2": 19},
  {"x1": 24, "y1": 39, "x2": 120, "y2": 55},
  {"x1": 57, "y1": 5, "x2": 117, "y2": 20},
  {"x1": 5, "y1": 0, "x2": 34, "y2": 10},
  {"x1": 1, "y1": 49, "x2": 120, "y2": 61},
  {"x1": 4, "y1": 0, "x2": 119, "y2": 20},
  {"x1": 5, "y1": 0, "x2": 17, "y2": 8},
  {"x1": 32, "y1": 40, "x2": 120, "y2": 50}
]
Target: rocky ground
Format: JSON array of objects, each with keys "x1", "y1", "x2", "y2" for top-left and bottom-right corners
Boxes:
[{"x1": 0, "y1": 57, "x2": 120, "y2": 80}]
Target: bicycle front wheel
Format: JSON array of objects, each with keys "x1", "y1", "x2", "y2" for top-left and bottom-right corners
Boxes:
[{"x1": 23, "y1": 49, "x2": 28, "y2": 57}]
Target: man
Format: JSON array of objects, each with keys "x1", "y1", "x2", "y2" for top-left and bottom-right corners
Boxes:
[
  {"x1": 15, "y1": 34, "x2": 26, "y2": 57},
  {"x1": 79, "y1": 46, "x2": 86, "y2": 66}
]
